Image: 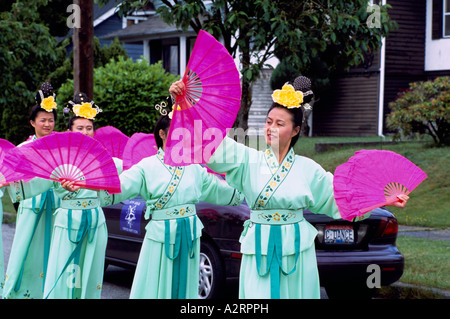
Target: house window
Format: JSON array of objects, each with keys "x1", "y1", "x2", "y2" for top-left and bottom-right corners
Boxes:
[
  {"x1": 149, "y1": 38, "x2": 180, "y2": 75},
  {"x1": 444, "y1": 0, "x2": 450, "y2": 37},
  {"x1": 186, "y1": 37, "x2": 197, "y2": 65}
]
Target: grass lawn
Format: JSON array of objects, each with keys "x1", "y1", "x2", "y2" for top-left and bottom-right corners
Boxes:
[
  {"x1": 294, "y1": 137, "x2": 449, "y2": 228},
  {"x1": 395, "y1": 236, "x2": 450, "y2": 290}
]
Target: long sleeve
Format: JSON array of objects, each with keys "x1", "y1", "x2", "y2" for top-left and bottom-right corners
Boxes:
[
  {"x1": 306, "y1": 166, "x2": 341, "y2": 220},
  {"x1": 207, "y1": 137, "x2": 258, "y2": 194},
  {"x1": 7, "y1": 178, "x2": 54, "y2": 203},
  {"x1": 99, "y1": 163, "x2": 147, "y2": 206},
  {"x1": 198, "y1": 166, "x2": 244, "y2": 206}
]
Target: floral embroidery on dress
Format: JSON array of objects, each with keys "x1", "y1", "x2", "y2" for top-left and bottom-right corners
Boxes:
[
  {"x1": 62, "y1": 189, "x2": 80, "y2": 200},
  {"x1": 148, "y1": 148, "x2": 185, "y2": 212},
  {"x1": 253, "y1": 147, "x2": 295, "y2": 210},
  {"x1": 257, "y1": 211, "x2": 297, "y2": 223},
  {"x1": 165, "y1": 206, "x2": 194, "y2": 218}
]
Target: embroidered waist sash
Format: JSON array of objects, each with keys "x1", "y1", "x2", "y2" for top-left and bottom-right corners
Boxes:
[
  {"x1": 149, "y1": 204, "x2": 196, "y2": 220},
  {"x1": 250, "y1": 209, "x2": 304, "y2": 225},
  {"x1": 60, "y1": 198, "x2": 99, "y2": 210}
]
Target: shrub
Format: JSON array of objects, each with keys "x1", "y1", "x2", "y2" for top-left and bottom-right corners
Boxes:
[
  {"x1": 57, "y1": 57, "x2": 179, "y2": 135},
  {"x1": 387, "y1": 77, "x2": 450, "y2": 146}
]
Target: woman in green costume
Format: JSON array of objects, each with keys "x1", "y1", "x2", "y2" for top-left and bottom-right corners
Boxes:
[
  {"x1": 69, "y1": 109, "x2": 243, "y2": 299},
  {"x1": 3, "y1": 83, "x2": 60, "y2": 299},
  {"x1": 5, "y1": 93, "x2": 121, "y2": 299},
  {"x1": 171, "y1": 77, "x2": 409, "y2": 299}
]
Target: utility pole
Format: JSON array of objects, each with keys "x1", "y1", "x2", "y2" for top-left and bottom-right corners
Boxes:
[{"x1": 73, "y1": 0, "x2": 94, "y2": 100}]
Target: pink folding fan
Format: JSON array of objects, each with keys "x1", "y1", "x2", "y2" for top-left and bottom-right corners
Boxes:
[
  {"x1": 164, "y1": 30, "x2": 241, "y2": 166},
  {"x1": 94, "y1": 126, "x2": 129, "y2": 159},
  {"x1": 8, "y1": 132, "x2": 121, "y2": 193},
  {"x1": 122, "y1": 133, "x2": 158, "y2": 170},
  {"x1": 0, "y1": 139, "x2": 27, "y2": 184},
  {"x1": 333, "y1": 149, "x2": 427, "y2": 221}
]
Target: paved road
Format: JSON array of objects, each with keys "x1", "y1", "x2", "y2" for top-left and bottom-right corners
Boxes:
[{"x1": 398, "y1": 225, "x2": 450, "y2": 241}]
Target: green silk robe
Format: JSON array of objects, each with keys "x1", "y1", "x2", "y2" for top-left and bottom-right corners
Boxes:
[
  {"x1": 99, "y1": 148, "x2": 243, "y2": 299},
  {"x1": 6, "y1": 158, "x2": 123, "y2": 299},
  {"x1": 207, "y1": 137, "x2": 342, "y2": 299},
  {"x1": 3, "y1": 136, "x2": 59, "y2": 299}
]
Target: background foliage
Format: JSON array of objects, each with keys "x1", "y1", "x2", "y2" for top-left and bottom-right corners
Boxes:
[
  {"x1": 387, "y1": 77, "x2": 450, "y2": 146},
  {"x1": 0, "y1": 0, "x2": 66, "y2": 144},
  {"x1": 57, "y1": 57, "x2": 178, "y2": 135}
]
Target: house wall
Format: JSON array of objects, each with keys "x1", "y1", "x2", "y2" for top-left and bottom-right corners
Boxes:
[
  {"x1": 426, "y1": 0, "x2": 450, "y2": 71},
  {"x1": 95, "y1": 13, "x2": 143, "y2": 60},
  {"x1": 313, "y1": 71, "x2": 381, "y2": 136},
  {"x1": 383, "y1": 0, "x2": 427, "y2": 123}
]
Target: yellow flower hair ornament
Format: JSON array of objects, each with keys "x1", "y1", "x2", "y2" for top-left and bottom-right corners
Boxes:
[
  {"x1": 40, "y1": 95, "x2": 58, "y2": 112},
  {"x1": 68, "y1": 100, "x2": 102, "y2": 120},
  {"x1": 271, "y1": 83, "x2": 303, "y2": 109},
  {"x1": 38, "y1": 89, "x2": 57, "y2": 112}
]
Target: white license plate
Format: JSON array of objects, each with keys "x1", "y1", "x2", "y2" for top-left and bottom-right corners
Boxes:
[{"x1": 324, "y1": 225, "x2": 354, "y2": 244}]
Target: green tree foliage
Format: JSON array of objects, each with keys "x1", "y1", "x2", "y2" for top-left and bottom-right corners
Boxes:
[
  {"x1": 0, "y1": 0, "x2": 66, "y2": 144},
  {"x1": 104, "y1": 0, "x2": 396, "y2": 130},
  {"x1": 57, "y1": 57, "x2": 178, "y2": 136},
  {"x1": 387, "y1": 77, "x2": 450, "y2": 146},
  {"x1": 47, "y1": 36, "x2": 128, "y2": 91}
]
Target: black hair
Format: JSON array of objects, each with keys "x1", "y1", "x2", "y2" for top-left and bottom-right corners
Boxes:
[
  {"x1": 153, "y1": 115, "x2": 171, "y2": 150},
  {"x1": 29, "y1": 82, "x2": 58, "y2": 122},
  {"x1": 65, "y1": 92, "x2": 95, "y2": 131},
  {"x1": 267, "y1": 76, "x2": 314, "y2": 149}
]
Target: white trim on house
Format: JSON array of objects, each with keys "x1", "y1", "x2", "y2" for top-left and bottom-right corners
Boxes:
[
  {"x1": 425, "y1": 0, "x2": 450, "y2": 71},
  {"x1": 94, "y1": 6, "x2": 119, "y2": 28}
]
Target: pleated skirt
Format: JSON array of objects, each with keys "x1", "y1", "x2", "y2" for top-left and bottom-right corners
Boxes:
[
  {"x1": 238, "y1": 244, "x2": 321, "y2": 299},
  {"x1": 43, "y1": 209, "x2": 107, "y2": 299},
  {"x1": 3, "y1": 206, "x2": 53, "y2": 299},
  {"x1": 130, "y1": 236, "x2": 200, "y2": 299}
]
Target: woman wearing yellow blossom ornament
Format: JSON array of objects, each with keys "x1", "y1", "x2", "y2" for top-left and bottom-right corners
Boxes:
[
  {"x1": 3, "y1": 82, "x2": 60, "y2": 299},
  {"x1": 171, "y1": 76, "x2": 409, "y2": 299},
  {"x1": 5, "y1": 93, "x2": 122, "y2": 299}
]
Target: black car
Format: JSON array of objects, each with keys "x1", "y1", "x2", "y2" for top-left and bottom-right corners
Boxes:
[{"x1": 103, "y1": 184, "x2": 404, "y2": 299}]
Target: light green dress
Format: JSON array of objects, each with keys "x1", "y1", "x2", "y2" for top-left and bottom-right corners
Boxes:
[
  {"x1": 99, "y1": 148, "x2": 243, "y2": 299},
  {"x1": 7, "y1": 158, "x2": 123, "y2": 299},
  {"x1": 207, "y1": 137, "x2": 343, "y2": 299},
  {"x1": 0, "y1": 189, "x2": 4, "y2": 297},
  {"x1": 3, "y1": 136, "x2": 59, "y2": 299}
]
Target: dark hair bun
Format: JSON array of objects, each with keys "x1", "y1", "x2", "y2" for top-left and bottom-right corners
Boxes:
[
  {"x1": 72, "y1": 92, "x2": 89, "y2": 104},
  {"x1": 293, "y1": 76, "x2": 311, "y2": 93},
  {"x1": 35, "y1": 82, "x2": 54, "y2": 103}
]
